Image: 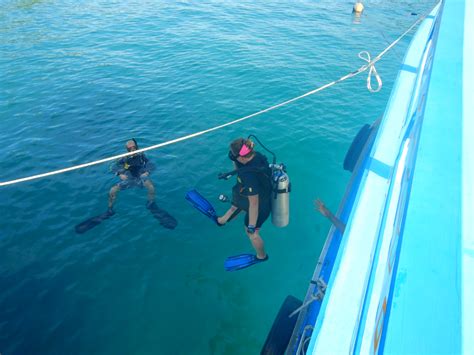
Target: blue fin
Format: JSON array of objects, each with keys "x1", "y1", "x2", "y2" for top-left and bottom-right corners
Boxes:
[
  {"x1": 224, "y1": 253, "x2": 269, "y2": 272},
  {"x1": 185, "y1": 189, "x2": 218, "y2": 224}
]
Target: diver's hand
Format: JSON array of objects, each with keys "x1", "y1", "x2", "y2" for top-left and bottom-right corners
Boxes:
[
  {"x1": 217, "y1": 216, "x2": 227, "y2": 225},
  {"x1": 119, "y1": 174, "x2": 128, "y2": 181},
  {"x1": 315, "y1": 198, "x2": 330, "y2": 217},
  {"x1": 140, "y1": 172, "x2": 149, "y2": 178}
]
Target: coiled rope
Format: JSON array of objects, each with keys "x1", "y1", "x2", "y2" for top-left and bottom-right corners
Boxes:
[{"x1": 0, "y1": 9, "x2": 432, "y2": 188}]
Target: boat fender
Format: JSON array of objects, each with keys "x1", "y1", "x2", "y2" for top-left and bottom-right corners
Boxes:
[
  {"x1": 343, "y1": 123, "x2": 371, "y2": 172},
  {"x1": 260, "y1": 295, "x2": 303, "y2": 355}
]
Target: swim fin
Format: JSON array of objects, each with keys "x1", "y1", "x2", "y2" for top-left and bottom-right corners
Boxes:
[
  {"x1": 224, "y1": 254, "x2": 269, "y2": 272},
  {"x1": 147, "y1": 202, "x2": 178, "y2": 229},
  {"x1": 75, "y1": 209, "x2": 115, "y2": 234},
  {"x1": 185, "y1": 189, "x2": 218, "y2": 224}
]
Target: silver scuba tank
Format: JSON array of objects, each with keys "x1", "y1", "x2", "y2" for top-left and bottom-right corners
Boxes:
[{"x1": 270, "y1": 164, "x2": 290, "y2": 227}]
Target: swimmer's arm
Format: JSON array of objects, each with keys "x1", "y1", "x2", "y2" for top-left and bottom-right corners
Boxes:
[
  {"x1": 315, "y1": 199, "x2": 345, "y2": 233},
  {"x1": 111, "y1": 158, "x2": 126, "y2": 176},
  {"x1": 328, "y1": 213, "x2": 346, "y2": 233}
]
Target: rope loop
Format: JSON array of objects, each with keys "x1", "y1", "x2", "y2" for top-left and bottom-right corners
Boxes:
[{"x1": 358, "y1": 51, "x2": 383, "y2": 93}]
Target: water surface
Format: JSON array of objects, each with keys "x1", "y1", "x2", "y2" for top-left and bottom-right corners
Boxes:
[{"x1": 0, "y1": 1, "x2": 436, "y2": 354}]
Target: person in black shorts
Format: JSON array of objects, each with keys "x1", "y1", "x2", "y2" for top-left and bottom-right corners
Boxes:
[{"x1": 217, "y1": 138, "x2": 272, "y2": 261}]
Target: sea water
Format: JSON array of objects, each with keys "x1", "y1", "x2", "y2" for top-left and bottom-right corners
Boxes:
[{"x1": 0, "y1": 1, "x2": 437, "y2": 354}]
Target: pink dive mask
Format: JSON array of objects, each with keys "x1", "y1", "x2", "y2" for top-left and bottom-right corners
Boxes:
[
  {"x1": 239, "y1": 144, "x2": 252, "y2": 156},
  {"x1": 228, "y1": 142, "x2": 253, "y2": 162}
]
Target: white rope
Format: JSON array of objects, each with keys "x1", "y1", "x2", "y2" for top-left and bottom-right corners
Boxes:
[
  {"x1": 296, "y1": 325, "x2": 314, "y2": 355},
  {"x1": 358, "y1": 51, "x2": 382, "y2": 92},
  {"x1": 0, "y1": 7, "x2": 436, "y2": 188}
]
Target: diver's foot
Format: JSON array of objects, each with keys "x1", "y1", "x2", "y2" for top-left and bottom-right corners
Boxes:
[
  {"x1": 146, "y1": 200, "x2": 156, "y2": 209},
  {"x1": 256, "y1": 254, "x2": 269, "y2": 261},
  {"x1": 106, "y1": 208, "x2": 115, "y2": 217}
]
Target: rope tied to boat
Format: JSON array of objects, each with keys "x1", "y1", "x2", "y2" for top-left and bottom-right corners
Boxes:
[
  {"x1": 359, "y1": 51, "x2": 383, "y2": 92},
  {"x1": 289, "y1": 278, "x2": 327, "y2": 318},
  {"x1": 0, "y1": 6, "x2": 435, "y2": 188}
]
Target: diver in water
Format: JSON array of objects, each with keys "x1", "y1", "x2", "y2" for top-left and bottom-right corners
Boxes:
[
  {"x1": 185, "y1": 135, "x2": 291, "y2": 270},
  {"x1": 75, "y1": 139, "x2": 177, "y2": 234},
  {"x1": 217, "y1": 138, "x2": 272, "y2": 264},
  {"x1": 108, "y1": 139, "x2": 155, "y2": 214}
]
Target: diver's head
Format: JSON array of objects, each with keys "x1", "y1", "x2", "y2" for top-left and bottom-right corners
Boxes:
[
  {"x1": 229, "y1": 138, "x2": 255, "y2": 164},
  {"x1": 126, "y1": 139, "x2": 138, "y2": 152}
]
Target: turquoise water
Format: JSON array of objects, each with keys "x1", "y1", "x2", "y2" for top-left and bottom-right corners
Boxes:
[{"x1": 0, "y1": 1, "x2": 435, "y2": 354}]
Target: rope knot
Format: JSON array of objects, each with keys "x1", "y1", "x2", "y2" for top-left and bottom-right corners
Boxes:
[{"x1": 358, "y1": 51, "x2": 383, "y2": 93}]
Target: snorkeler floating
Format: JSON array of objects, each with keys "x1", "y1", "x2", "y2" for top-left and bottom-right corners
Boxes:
[
  {"x1": 108, "y1": 139, "x2": 155, "y2": 212},
  {"x1": 186, "y1": 135, "x2": 291, "y2": 271},
  {"x1": 75, "y1": 139, "x2": 177, "y2": 234}
]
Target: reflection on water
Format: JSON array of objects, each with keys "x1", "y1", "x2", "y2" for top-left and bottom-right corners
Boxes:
[
  {"x1": 352, "y1": 12, "x2": 363, "y2": 25},
  {"x1": 15, "y1": 0, "x2": 48, "y2": 9}
]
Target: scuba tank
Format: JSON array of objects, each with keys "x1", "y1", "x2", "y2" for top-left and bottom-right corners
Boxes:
[
  {"x1": 246, "y1": 135, "x2": 291, "y2": 228},
  {"x1": 270, "y1": 163, "x2": 290, "y2": 227}
]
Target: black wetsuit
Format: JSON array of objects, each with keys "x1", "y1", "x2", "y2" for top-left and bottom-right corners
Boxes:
[
  {"x1": 232, "y1": 152, "x2": 272, "y2": 228},
  {"x1": 114, "y1": 154, "x2": 152, "y2": 189}
]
